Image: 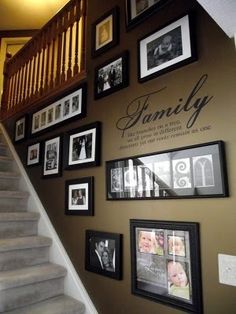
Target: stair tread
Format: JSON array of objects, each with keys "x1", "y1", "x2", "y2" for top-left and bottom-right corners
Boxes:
[
  {"x1": 0, "y1": 171, "x2": 20, "y2": 178},
  {"x1": 0, "y1": 190, "x2": 29, "y2": 198},
  {"x1": 0, "y1": 235, "x2": 52, "y2": 252},
  {"x1": 0, "y1": 155, "x2": 12, "y2": 161},
  {"x1": 5, "y1": 295, "x2": 85, "y2": 314},
  {"x1": 0, "y1": 263, "x2": 66, "y2": 291},
  {"x1": 0, "y1": 211, "x2": 39, "y2": 221}
]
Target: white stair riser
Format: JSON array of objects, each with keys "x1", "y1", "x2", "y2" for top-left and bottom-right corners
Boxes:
[
  {"x1": 0, "y1": 178, "x2": 19, "y2": 190},
  {"x1": 0, "y1": 277, "x2": 64, "y2": 312},
  {"x1": 0, "y1": 221, "x2": 38, "y2": 238},
  {"x1": 0, "y1": 198, "x2": 28, "y2": 211},
  {"x1": 0, "y1": 247, "x2": 50, "y2": 271}
]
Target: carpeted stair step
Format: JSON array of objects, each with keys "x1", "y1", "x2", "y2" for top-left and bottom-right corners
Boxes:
[
  {"x1": 0, "y1": 143, "x2": 8, "y2": 156},
  {"x1": 0, "y1": 155, "x2": 14, "y2": 171},
  {"x1": 0, "y1": 212, "x2": 39, "y2": 238},
  {"x1": 0, "y1": 263, "x2": 66, "y2": 312},
  {"x1": 0, "y1": 171, "x2": 20, "y2": 190},
  {"x1": 0, "y1": 236, "x2": 52, "y2": 271},
  {"x1": 5, "y1": 295, "x2": 85, "y2": 314},
  {"x1": 0, "y1": 190, "x2": 29, "y2": 211}
]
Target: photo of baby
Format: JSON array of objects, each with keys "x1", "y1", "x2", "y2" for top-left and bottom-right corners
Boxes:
[
  {"x1": 138, "y1": 230, "x2": 164, "y2": 255},
  {"x1": 168, "y1": 235, "x2": 186, "y2": 257}
]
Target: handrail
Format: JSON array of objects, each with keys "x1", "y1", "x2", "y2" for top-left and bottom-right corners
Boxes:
[{"x1": 1, "y1": 0, "x2": 87, "y2": 121}]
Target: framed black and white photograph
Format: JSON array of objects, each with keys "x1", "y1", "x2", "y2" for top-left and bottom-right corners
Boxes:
[
  {"x1": 14, "y1": 115, "x2": 27, "y2": 142},
  {"x1": 85, "y1": 230, "x2": 122, "y2": 280},
  {"x1": 26, "y1": 142, "x2": 41, "y2": 166},
  {"x1": 130, "y1": 219, "x2": 202, "y2": 313},
  {"x1": 31, "y1": 83, "x2": 86, "y2": 136},
  {"x1": 43, "y1": 135, "x2": 62, "y2": 178},
  {"x1": 106, "y1": 141, "x2": 228, "y2": 200},
  {"x1": 64, "y1": 122, "x2": 101, "y2": 170},
  {"x1": 65, "y1": 177, "x2": 94, "y2": 216},
  {"x1": 91, "y1": 6, "x2": 119, "y2": 57},
  {"x1": 125, "y1": 0, "x2": 171, "y2": 30},
  {"x1": 138, "y1": 14, "x2": 196, "y2": 82},
  {"x1": 94, "y1": 51, "x2": 129, "y2": 100}
]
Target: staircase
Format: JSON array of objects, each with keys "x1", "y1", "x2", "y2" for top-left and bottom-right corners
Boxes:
[{"x1": 0, "y1": 134, "x2": 86, "y2": 313}]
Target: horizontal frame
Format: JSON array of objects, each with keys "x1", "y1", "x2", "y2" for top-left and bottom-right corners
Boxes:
[
  {"x1": 138, "y1": 14, "x2": 196, "y2": 82},
  {"x1": 125, "y1": 0, "x2": 171, "y2": 30},
  {"x1": 65, "y1": 177, "x2": 94, "y2": 216},
  {"x1": 64, "y1": 121, "x2": 101, "y2": 170},
  {"x1": 94, "y1": 50, "x2": 129, "y2": 100},
  {"x1": 30, "y1": 83, "x2": 86, "y2": 136},
  {"x1": 91, "y1": 6, "x2": 119, "y2": 57},
  {"x1": 85, "y1": 230, "x2": 122, "y2": 280},
  {"x1": 42, "y1": 134, "x2": 63, "y2": 178},
  {"x1": 130, "y1": 219, "x2": 203, "y2": 313},
  {"x1": 26, "y1": 142, "x2": 41, "y2": 166},
  {"x1": 14, "y1": 115, "x2": 28, "y2": 143},
  {"x1": 106, "y1": 140, "x2": 228, "y2": 200}
]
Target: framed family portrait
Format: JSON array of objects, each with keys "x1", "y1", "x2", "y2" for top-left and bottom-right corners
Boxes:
[
  {"x1": 31, "y1": 83, "x2": 86, "y2": 135},
  {"x1": 91, "y1": 6, "x2": 119, "y2": 57},
  {"x1": 43, "y1": 135, "x2": 62, "y2": 178},
  {"x1": 125, "y1": 0, "x2": 171, "y2": 30},
  {"x1": 65, "y1": 177, "x2": 94, "y2": 216},
  {"x1": 94, "y1": 51, "x2": 129, "y2": 99},
  {"x1": 106, "y1": 141, "x2": 228, "y2": 200},
  {"x1": 64, "y1": 122, "x2": 101, "y2": 170},
  {"x1": 14, "y1": 115, "x2": 27, "y2": 142},
  {"x1": 138, "y1": 14, "x2": 196, "y2": 82},
  {"x1": 130, "y1": 219, "x2": 203, "y2": 313},
  {"x1": 85, "y1": 230, "x2": 122, "y2": 280},
  {"x1": 26, "y1": 142, "x2": 41, "y2": 166}
]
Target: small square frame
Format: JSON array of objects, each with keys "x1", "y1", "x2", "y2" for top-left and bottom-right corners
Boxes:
[
  {"x1": 26, "y1": 142, "x2": 41, "y2": 166},
  {"x1": 42, "y1": 134, "x2": 62, "y2": 178},
  {"x1": 65, "y1": 177, "x2": 94, "y2": 216},
  {"x1": 91, "y1": 6, "x2": 119, "y2": 57},
  {"x1": 85, "y1": 230, "x2": 122, "y2": 280},
  {"x1": 130, "y1": 219, "x2": 203, "y2": 313},
  {"x1": 14, "y1": 115, "x2": 27, "y2": 142}
]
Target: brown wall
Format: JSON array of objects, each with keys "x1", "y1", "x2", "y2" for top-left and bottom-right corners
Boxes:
[{"x1": 4, "y1": 0, "x2": 236, "y2": 313}]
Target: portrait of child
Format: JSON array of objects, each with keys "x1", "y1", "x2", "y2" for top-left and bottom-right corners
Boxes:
[{"x1": 168, "y1": 235, "x2": 186, "y2": 257}]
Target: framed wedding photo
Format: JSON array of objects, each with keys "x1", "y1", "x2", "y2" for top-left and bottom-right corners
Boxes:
[
  {"x1": 130, "y1": 219, "x2": 203, "y2": 313},
  {"x1": 91, "y1": 6, "x2": 119, "y2": 57},
  {"x1": 14, "y1": 115, "x2": 27, "y2": 142},
  {"x1": 94, "y1": 51, "x2": 129, "y2": 99},
  {"x1": 125, "y1": 0, "x2": 171, "y2": 30},
  {"x1": 64, "y1": 122, "x2": 101, "y2": 170},
  {"x1": 42, "y1": 135, "x2": 62, "y2": 178},
  {"x1": 26, "y1": 142, "x2": 41, "y2": 166},
  {"x1": 85, "y1": 230, "x2": 122, "y2": 280},
  {"x1": 138, "y1": 14, "x2": 196, "y2": 82},
  {"x1": 65, "y1": 177, "x2": 94, "y2": 216}
]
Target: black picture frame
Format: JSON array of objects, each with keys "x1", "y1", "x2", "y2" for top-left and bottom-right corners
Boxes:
[
  {"x1": 91, "y1": 6, "x2": 119, "y2": 57},
  {"x1": 125, "y1": 0, "x2": 171, "y2": 30},
  {"x1": 14, "y1": 115, "x2": 27, "y2": 142},
  {"x1": 138, "y1": 14, "x2": 196, "y2": 83},
  {"x1": 64, "y1": 121, "x2": 101, "y2": 170},
  {"x1": 94, "y1": 51, "x2": 129, "y2": 100},
  {"x1": 130, "y1": 219, "x2": 203, "y2": 313},
  {"x1": 65, "y1": 177, "x2": 94, "y2": 216},
  {"x1": 30, "y1": 83, "x2": 86, "y2": 136},
  {"x1": 26, "y1": 142, "x2": 41, "y2": 167},
  {"x1": 106, "y1": 140, "x2": 228, "y2": 200},
  {"x1": 85, "y1": 230, "x2": 122, "y2": 280},
  {"x1": 42, "y1": 134, "x2": 63, "y2": 178}
]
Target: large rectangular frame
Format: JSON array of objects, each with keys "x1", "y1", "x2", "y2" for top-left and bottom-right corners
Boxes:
[
  {"x1": 130, "y1": 219, "x2": 203, "y2": 313},
  {"x1": 106, "y1": 141, "x2": 228, "y2": 200}
]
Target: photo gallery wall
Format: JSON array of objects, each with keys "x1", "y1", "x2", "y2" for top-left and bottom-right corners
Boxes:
[{"x1": 14, "y1": 1, "x2": 229, "y2": 313}]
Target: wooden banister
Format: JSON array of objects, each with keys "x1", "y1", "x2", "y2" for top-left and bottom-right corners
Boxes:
[{"x1": 1, "y1": 0, "x2": 87, "y2": 121}]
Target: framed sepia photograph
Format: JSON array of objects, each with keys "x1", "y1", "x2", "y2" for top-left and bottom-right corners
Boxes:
[
  {"x1": 14, "y1": 115, "x2": 27, "y2": 142},
  {"x1": 125, "y1": 0, "x2": 171, "y2": 30},
  {"x1": 43, "y1": 135, "x2": 62, "y2": 178},
  {"x1": 64, "y1": 122, "x2": 101, "y2": 170},
  {"x1": 85, "y1": 230, "x2": 122, "y2": 280},
  {"x1": 65, "y1": 177, "x2": 94, "y2": 216},
  {"x1": 106, "y1": 141, "x2": 228, "y2": 200},
  {"x1": 26, "y1": 142, "x2": 41, "y2": 166},
  {"x1": 94, "y1": 51, "x2": 129, "y2": 99},
  {"x1": 138, "y1": 14, "x2": 196, "y2": 82},
  {"x1": 91, "y1": 6, "x2": 119, "y2": 57},
  {"x1": 130, "y1": 219, "x2": 203, "y2": 313},
  {"x1": 31, "y1": 83, "x2": 86, "y2": 136}
]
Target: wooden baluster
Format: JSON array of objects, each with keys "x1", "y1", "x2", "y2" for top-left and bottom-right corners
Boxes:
[
  {"x1": 73, "y1": 0, "x2": 80, "y2": 76},
  {"x1": 56, "y1": 17, "x2": 63, "y2": 85},
  {"x1": 67, "y1": 4, "x2": 74, "y2": 79},
  {"x1": 45, "y1": 27, "x2": 51, "y2": 91},
  {"x1": 80, "y1": 0, "x2": 86, "y2": 72},
  {"x1": 27, "y1": 54, "x2": 32, "y2": 100},
  {"x1": 31, "y1": 41, "x2": 37, "y2": 98},
  {"x1": 61, "y1": 11, "x2": 68, "y2": 83},
  {"x1": 50, "y1": 21, "x2": 56, "y2": 89},
  {"x1": 17, "y1": 60, "x2": 23, "y2": 106},
  {"x1": 22, "y1": 56, "x2": 29, "y2": 105},
  {"x1": 40, "y1": 32, "x2": 46, "y2": 95},
  {"x1": 35, "y1": 37, "x2": 42, "y2": 97}
]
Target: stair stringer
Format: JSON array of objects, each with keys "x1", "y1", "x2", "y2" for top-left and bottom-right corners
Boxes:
[{"x1": 0, "y1": 123, "x2": 98, "y2": 314}]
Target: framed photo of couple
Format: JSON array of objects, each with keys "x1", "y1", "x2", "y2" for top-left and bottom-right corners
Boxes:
[
  {"x1": 85, "y1": 230, "x2": 122, "y2": 280},
  {"x1": 130, "y1": 219, "x2": 203, "y2": 313}
]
